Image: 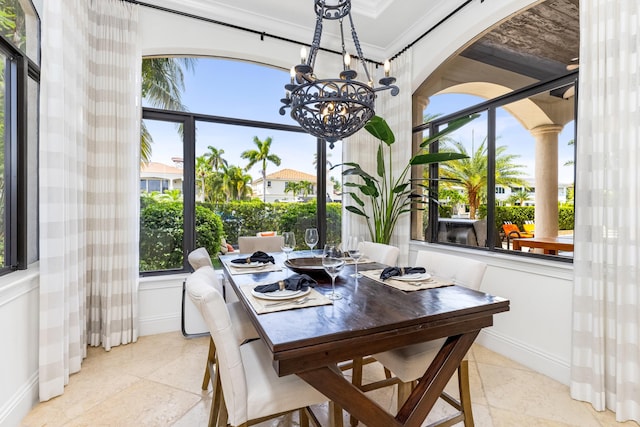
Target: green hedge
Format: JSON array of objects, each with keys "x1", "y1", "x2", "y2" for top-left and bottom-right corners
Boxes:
[
  {"x1": 139, "y1": 201, "x2": 223, "y2": 272},
  {"x1": 209, "y1": 200, "x2": 342, "y2": 250},
  {"x1": 484, "y1": 205, "x2": 574, "y2": 231}
]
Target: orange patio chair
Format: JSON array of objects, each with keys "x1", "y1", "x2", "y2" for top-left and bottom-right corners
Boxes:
[{"x1": 502, "y1": 221, "x2": 534, "y2": 249}]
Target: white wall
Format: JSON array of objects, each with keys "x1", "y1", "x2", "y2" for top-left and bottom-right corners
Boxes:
[
  {"x1": 409, "y1": 243, "x2": 573, "y2": 385},
  {"x1": 0, "y1": 265, "x2": 40, "y2": 427}
]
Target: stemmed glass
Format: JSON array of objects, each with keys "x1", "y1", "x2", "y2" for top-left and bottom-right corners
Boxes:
[
  {"x1": 347, "y1": 235, "x2": 363, "y2": 278},
  {"x1": 322, "y1": 244, "x2": 345, "y2": 301},
  {"x1": 304, "y1": 228, "x2": 319, "y2": 254},
  {"x1": 281, "y1": 231, "x2": 296, "y2": 260}
]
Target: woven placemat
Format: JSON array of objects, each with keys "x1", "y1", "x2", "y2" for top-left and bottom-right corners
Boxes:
[
  {"x1": 361, "y1": 269, "x2": 453, "y2": 292},
  {"x1": 239, "y1": 285, "x2": 332, "y2": 314}
]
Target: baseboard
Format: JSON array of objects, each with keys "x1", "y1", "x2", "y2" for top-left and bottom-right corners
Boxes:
[
  {"x1": 0, "y1": 372, "x2": 38, "y2": 427},
  {"x1": 477, "y1": 329, "x2": 571, "y2": 385},
  {"x1": 138, "y1": 312, "x2": 181, "y2": 337}
]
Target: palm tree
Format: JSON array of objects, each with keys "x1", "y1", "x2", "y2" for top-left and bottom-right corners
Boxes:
[
  {"x1": 140, "y1": 57, "x2": 196, "y2": 163},
  {"x1": 284, "y1": 181, "x2": 300, "y2": 199},
  {"x1": 313, "y1": 151, "x2": 332, "y2": 169},
  {"x1": 195, "y1": 155, "x2": 210, "y2": 202},
  {"x1": 240, "y1": 136, "x2": 282, "y2": 202},
  {"x1": 299, "y1": 180, "x2": 314, "y2": 197},
  {"x1": 223, "y1": 165, "x2": 253, "y2": 201},
  {"x1": 204, "y1": 145, "x2": 228, "y2": 172},
  {"x1": 439, "y1": 138, "x2": 526, "y2": 219},
  {"x1": 507, "y1": 189, "x2": 531, "y2": 206}
]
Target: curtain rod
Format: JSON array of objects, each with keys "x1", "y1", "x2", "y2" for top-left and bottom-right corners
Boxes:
[{"x1": 124, "y1": 0, "x2": 479, "y2": 64}]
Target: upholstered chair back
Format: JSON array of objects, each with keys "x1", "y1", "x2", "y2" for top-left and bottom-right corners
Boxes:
[
  {"x1": 415, "y1": 251, "x2": 486, "y2": 290},
  {"x1": 188, "y1": 247, "x2": 213, "y2": 270},
  {"x1": 238, "y1": 235, "x2": 285, "y2": 254},
  {"x1": 186, "y1": 268, "x2": 249, "y2": 425},
  {"x1": 359, "y1": 241, "x2": 400, "y2": 266}
]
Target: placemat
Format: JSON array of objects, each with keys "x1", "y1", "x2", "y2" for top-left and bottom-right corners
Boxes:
[
  {"x1": 239, "y1": 284, "x2": 333, "y2": 314},
  {"x1": 361, "y1": 269, "x2": 453, "y2": 292},
  {"x1": 225, "y1": 262, "x2": 282, "y2": 275}
]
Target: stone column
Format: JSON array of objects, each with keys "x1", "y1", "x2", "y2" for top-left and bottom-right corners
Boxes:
[{"x1": 531, "y1": 124, "x2": 563, "y2": 238}]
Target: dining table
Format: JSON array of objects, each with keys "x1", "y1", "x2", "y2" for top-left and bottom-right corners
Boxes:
[
  {"x1": 511, "y1": 236, "x2": 574, "y2": 255},
  {"x1": 220, "y1": 251, "x2": 510, "y2": 427}
]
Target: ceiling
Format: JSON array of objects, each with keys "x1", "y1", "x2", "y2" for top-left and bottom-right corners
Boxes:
[
  {"x1": 148, "y1": 0, "x2": 579, "y2": 84},
  {"x1": 148, "y1": 0, "x2": 465, "y2": 61}
]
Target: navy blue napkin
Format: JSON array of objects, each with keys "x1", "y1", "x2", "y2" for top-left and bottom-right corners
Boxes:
[
  {"x1": 380, "y1": 266, "x2": 426, "y2": 280},
  {"x1": 254, "y1": 274, "x2": 317, "y2": 293},
  {"x1": 231, "y1": 251, "x2": 275, "y2": 264}
]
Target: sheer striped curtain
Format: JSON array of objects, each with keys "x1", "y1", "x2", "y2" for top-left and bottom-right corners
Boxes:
[
  {"x1": 39, "y1": 0, "x2": 140, "y2": 401},
  {"x1": 343, "y1": 49, "x2": 413, "y2": 264},
  {"x1": 571, "y1": 0, "x2": 640, "y2": 423}
]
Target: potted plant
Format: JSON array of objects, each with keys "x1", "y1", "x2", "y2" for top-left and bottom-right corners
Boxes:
[{"x1": 337, "y1": 114, "x2": 478, "y2": 244}]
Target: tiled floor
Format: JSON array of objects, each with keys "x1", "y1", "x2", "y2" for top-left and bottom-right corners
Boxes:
[{"x1": 22, "y1": 332, "x2": 638, "y2": 427}]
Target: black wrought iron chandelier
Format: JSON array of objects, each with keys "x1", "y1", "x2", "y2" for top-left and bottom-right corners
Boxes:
[{"x1": 279, "y1": 0, "x2": 399, "y2": 148}]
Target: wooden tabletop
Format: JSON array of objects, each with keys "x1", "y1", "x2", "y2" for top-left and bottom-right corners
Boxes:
[
  {"x1": 511, "y1": 236, "x2": 574, "y2": 254},
  {"x1": 220, "y1": 252, "x2": 510, "y2": 427}
]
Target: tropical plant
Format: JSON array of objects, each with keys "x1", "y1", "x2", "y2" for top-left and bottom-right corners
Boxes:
[
  {"x1": 241, "y1": 136, "x2": 282, "y2": 202},
  {"x1": 506, "y1": 189, "x2": 531, "y2": 206},
  {"x1": 140, "y1": 57, "x2": 196, "y2": 163},
  {"x1": 338, "y1": 115, "x2": 477, "y2": 244},
  {"x1": 439, "y1": 139, "x2": 526, "y2": 219},
  {"x1": 284, "y1": 181, "x2": 301, "y2": 198},
  {"x1": 223, "y1": 165, "x2": 253, "y2": 201}
]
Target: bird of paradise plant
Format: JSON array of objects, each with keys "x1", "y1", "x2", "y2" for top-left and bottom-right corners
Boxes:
[{"x1": 337, "y1": 114, "x2": 479, "y2": 244}]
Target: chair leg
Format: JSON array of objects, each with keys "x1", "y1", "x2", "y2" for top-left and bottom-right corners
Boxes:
[
  {"x1": 202, "y1": 337, "x2": 216, "y2": 390},
  {"x1": 349, "y1": 357, "x2": 364, "y2": 426},
  {"x1": 210, "y1": 363, "x2": 223, "y2": 427},
  {"x1": 458, "y1": 360, "x2": 474, "y2": 427},
  {"x1": 329, "y1": 401, "x2": 344, "y2": 427},
  {"x1": 216, "y1": 391, "x2": 228, "y2": 427},
  {"x1": 384, "y1": 367, "x2": 392, "y2": 379},
  {"x1": 299, "y1": 408, "x2": 309, "y2": 427},
  {"x1": 396, "y1": 381, "x2": 413, "y2": 410}
]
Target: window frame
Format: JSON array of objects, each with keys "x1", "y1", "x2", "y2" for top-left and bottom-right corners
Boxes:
[
  {"x1": 0, "y1": 33, "x2": 37, "y2": 275},
  {"x1": 414, "y1": 72, "x2": 578, "y2": 262},
  {"x1": 140, "y1": 107, "x2": 332, "y2": 276}
]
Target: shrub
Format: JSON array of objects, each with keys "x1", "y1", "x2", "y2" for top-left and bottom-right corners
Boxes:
[{"x1": 140, "y1": 202, "x2": 223, "y2": 272}]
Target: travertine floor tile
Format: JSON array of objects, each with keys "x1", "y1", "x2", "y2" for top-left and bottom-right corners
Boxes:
[{"x1": 21, "y1": 334, "x2": 640, "y2": 427}]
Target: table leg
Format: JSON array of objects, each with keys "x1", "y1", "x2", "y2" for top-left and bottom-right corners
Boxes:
[{"x1": 297, "y1": 331, "x2": 480, "y2": 427}]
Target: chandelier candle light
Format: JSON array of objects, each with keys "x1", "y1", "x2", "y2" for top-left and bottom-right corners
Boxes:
[{"x1": 280, "y1": 0, "x2": 399, "y2": 148}]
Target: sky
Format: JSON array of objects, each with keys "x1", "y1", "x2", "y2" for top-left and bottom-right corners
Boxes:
[{"x1": 143, "y1": 58, "x2": 575, "y2": 185}]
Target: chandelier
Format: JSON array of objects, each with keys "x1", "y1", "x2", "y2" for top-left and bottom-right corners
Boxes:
[{"x1": 279, "y1": 0, "x2": 399, "y2": 148}]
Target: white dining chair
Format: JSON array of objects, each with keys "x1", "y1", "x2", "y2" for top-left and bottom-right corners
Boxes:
[
  {"x1": 370, "y1": 250, "x2": 488, "y2": 427},
  {"x1": 187, "y1": 248, "x2": 259, "y2": 424},
  {"x1": 238, "y1": 235, "x2": 285, "y2": 254},
  {"x1": 186, "y1": 268, "x2": 342, "y2": 427},
  {"x1": 345, "y1": 241, "x2": 399, "y2": 426},
  {"x1": 358, "y1": 241, "x2": 399, "y2": 265}
]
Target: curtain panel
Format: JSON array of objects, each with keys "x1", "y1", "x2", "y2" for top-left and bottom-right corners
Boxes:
[
  {"x1": 571, "y1": 0, "x2": 640, "y2": 423},
  {"x1": 39, "y1": 0, "x2": 140, "y2": 401},
  {"x1": 343, "y1": 49, "x2": 413, "y2": 264}
]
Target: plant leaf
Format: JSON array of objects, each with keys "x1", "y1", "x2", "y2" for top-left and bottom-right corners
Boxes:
[
  {"x1": 410, "y1": 152, "x2": 468, "y2": 165},
  {"x1": 376, "y1": 144, "x2": 385, "y2": 177},
  {"x1": 365, "y1": 116, "x2": 395, "y2": 146},
  {"x1": 345, "y1": 205, "x2": 369, "y2": 218},
  {"x1": 350, "y1": 192, "x2": 365, "y2": 207},
  {"x1": 392, "y1": 182, "x2": 410, "y2": 193}
]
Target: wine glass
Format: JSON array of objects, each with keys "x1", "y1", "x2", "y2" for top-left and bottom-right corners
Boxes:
[
  {"x1": 347, "y1": 235, "x2": 363, "y2": 278},
  {"x1": 322, "y1": 244, "x2": 345, "y2": 300},
  {"x1": 304, "y1": 228, "x2": 319, "y2": 253},
  {"x1": 281, "y1": 231, "x2": 296, "y2": 260}
]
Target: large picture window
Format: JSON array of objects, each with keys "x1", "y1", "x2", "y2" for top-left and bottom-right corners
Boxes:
[
  {"x1": 0, "y1": 0, "x2": 40, "y2": 275},
  {"x1": 140, "y1": 57, "x2": 341, "y2": 274},
  {"x1": 414, "y1": 74, "x2": 577, "y2": 260}
]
